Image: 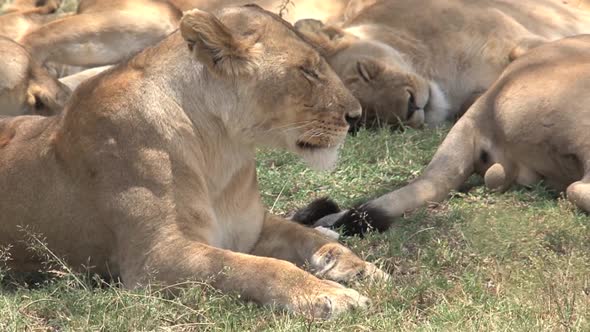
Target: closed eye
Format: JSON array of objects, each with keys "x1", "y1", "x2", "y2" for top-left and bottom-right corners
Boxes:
[
  {"x1": 357, "y1": 62, "x2": 371, "y2": 83},
  {"x1": 300, "y1": 66, "x2": 320, "y2": 81}
]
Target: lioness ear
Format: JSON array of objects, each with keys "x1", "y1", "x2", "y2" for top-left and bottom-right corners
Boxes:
[
  {"x1": 356, "y1": 58, "x2": 383, "y2": 81},
  {"x1": 180, "y1": 9, "x2": 257, "y2": 77},
  {"x1": 294, "y1": 19, "x2": 347, "y2": 56}
]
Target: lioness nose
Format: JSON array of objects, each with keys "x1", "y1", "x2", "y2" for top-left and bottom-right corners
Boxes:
[{"x1": 345, "y1": 108, "x2": 362, "y2": 127}]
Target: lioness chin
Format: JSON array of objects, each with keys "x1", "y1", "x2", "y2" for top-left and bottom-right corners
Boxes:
[{"x1": 0, "y1": 6, "x2": 389, "y2": 319}]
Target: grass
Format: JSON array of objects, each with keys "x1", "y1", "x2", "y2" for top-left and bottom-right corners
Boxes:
[{"x1": 1, "y1": 126, "x2": 589, "y2": 331}]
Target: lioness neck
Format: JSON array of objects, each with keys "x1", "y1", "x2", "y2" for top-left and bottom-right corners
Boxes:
[
  {"x1": 60, "y1": 33, "x2": 258, "y2": 197},
  {"x1": 146, "y1": 34, "x2": 261, "y2": 193}
]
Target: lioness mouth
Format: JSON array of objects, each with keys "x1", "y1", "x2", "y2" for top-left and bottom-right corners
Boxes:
[{"x1": 297, "y1": 141, "x2": 323, "y2": 150}]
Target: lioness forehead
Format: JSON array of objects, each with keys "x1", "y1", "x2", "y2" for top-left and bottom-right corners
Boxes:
[
  {"x1": 241, "y1": 4, "x2": 315, "y2": 42},
  {"x1": 220, "y1": 4, "x2": 320, "y2": 51}
]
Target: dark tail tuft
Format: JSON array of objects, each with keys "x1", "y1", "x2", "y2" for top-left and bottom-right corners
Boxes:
[
  {"x1": 332, "y1": 205, "x2": 392, "y2": 237},
  {"x1": 292, "y1": 198, "x2": 393, "y2": 237},
  {"x1": 291, "y1": 197, "x2": 341, "y2": 226}
]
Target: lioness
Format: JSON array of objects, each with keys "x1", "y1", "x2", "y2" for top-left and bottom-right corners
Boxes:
[
  {"x1": 566, "y1": 0, "x2": 590, "y2": 10},
  {"x1": 0, "y1": 10, "x2": 67, "y2": 42},
  {"x1": 296, "y1": 35, "x2": 590, "y2": 235},
  {"x1": 295, "y1": 0, "x2": 590, "y2": 128},
  {"x1": 1, "y1": 0, "x2": 62, "y2": 15},
  {"x1": 0, "y1": 36, "x2": 70, "y2": 116},
  {"x1": 17, "y1": 0, "x2": 373, "y2": 70},
  {"x1": 19, "y1": 0, "x2": 181, "y2": 68},
  {"x1": 0, "y1": 6, "x2": 389, "y2": 318},
  {"x1": 169, "y1": 0, "x2": 365, "y2": 23}
]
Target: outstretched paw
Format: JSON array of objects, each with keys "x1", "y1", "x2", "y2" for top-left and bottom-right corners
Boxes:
[
  {"x1": 310, "y1": 243, "x2": 390, "y2": 283},
  {"x1": 290, "y1": 279, "x2": 370, "y2": 319}
]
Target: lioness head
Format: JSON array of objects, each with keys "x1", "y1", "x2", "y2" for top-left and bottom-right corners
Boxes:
[
  {"x1": 180, "y1": 6, "x2": 361, "y2": 170},
  {"x1": 295, "y1": 19, "x2": 449, "y2": 128},
  {"x1": 0, "y1": 37, "x2": 70, "y2": 116}
]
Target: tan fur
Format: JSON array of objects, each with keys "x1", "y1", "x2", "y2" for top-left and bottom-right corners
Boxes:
[
  {"x1": 1, "y1": 0, "x2": 62, "y2": 15},
  {"x1": 564, "y1": 0, "x2": 590, "y2": 10},
  {"x1": 0, "y1": 7, "x2": 82, "y2": 81},
  {"x1": 362, "y1": 35, "x2": 590, "y2": 220},
  {"x1": 169, "y1": 0, "x2": 356, "y2": 24},
  {"x1": 0, "y1": 11, "x2": 68, "y2": 42},
  {"x1": 18, "y1": 0, "x2": 181, "y2": 67},
  {"x1": 296, "y1": 0, "x2": 590, "y2": 128},
  {"x1": 15, "y1": 0, "x2": 367, "y2": 71},
  {"x1": 0, "y1": 7, "x2": 388, "y2": 318},
  {"x1": 0, "y1": 36, "x2": 70, "y2": 116}
]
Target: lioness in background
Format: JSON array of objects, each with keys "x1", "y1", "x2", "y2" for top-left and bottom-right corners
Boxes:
[
  {"x1": 296, "y1": 0, "x2": 590, "y2": 128},
  {"x1": 297, "y1": 35, "x2": 590, "y2": 235},
  {"x1": 0, "y1": 9, "x2": 67, "y2": 42},
  {"x1": 170, "y1": 0, "x2": 366, "y2": 23},
  {"x1": 19, "y1": 0, "x2": 182, "y2": 68},
  {"x1": 0, "y1": 36, "x2": 70, "y2": 116},
  {"x1": 1, "y1": 0, "x2": 62, "y2": 14},
  {"x1": 16, "y1": 0, "x2": 370, "y2": 70},
  {"x1": 566, "y1": 0, "x2": 590, "y2": 10},
  {"x1": 0, "y1": 6, "x2": 389, "y2": 318}
]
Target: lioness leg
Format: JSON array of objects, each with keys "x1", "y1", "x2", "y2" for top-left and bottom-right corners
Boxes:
[
  {"x1": 566, "y1": 175, "x2": 590, "y2": 212},
  {"x1": 251, "y1": 214, "x2": 390, "y2": 282},
  {"x1": 119, "y1": 238, "x2": 369, "y2": 319},
  {"x1": 19, "y1": 11, "x2": 178, "y2": 67}
]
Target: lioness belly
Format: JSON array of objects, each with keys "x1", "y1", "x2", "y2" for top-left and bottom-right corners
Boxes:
[{"x1": 506, "y1": 144, "x2": 585, "y2": 191}]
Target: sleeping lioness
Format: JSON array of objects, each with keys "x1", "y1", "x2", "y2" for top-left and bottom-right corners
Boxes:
[
  {"x1": 169, "y1": 0, "x2": 368, "y2": 23},
  {"x1": 0, "y1": 36, "x2": 70, "y2": 116},
  {"x1": 1, "y1": 0, "x2": 62, "y2": 15},
  {"x1": 16, "y1": 0, "x2": 371, "y2": 71},
  {"x1": 0, "y1": 6, "x2": 389, "y2": 318},
  {"x1": 296, "y1": 35, "x2": 590, "y2": 235},
  {"x1": 295, "y1": 0, "x2": 590, "y2": 128},
  {"x1": 0, "y1": 10, "x2": 67, "y2": 42},
  {"x1": 19, "y1": 0, "x2": 182, "y2": 68}
]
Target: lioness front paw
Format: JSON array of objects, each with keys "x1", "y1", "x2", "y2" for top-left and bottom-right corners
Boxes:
[
  {"x1": 310, "y1": 243, "x2": 390, "y2": 283},
  {"x1": 289, "y1": 280, "x2": 370, "y2": 319}
]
